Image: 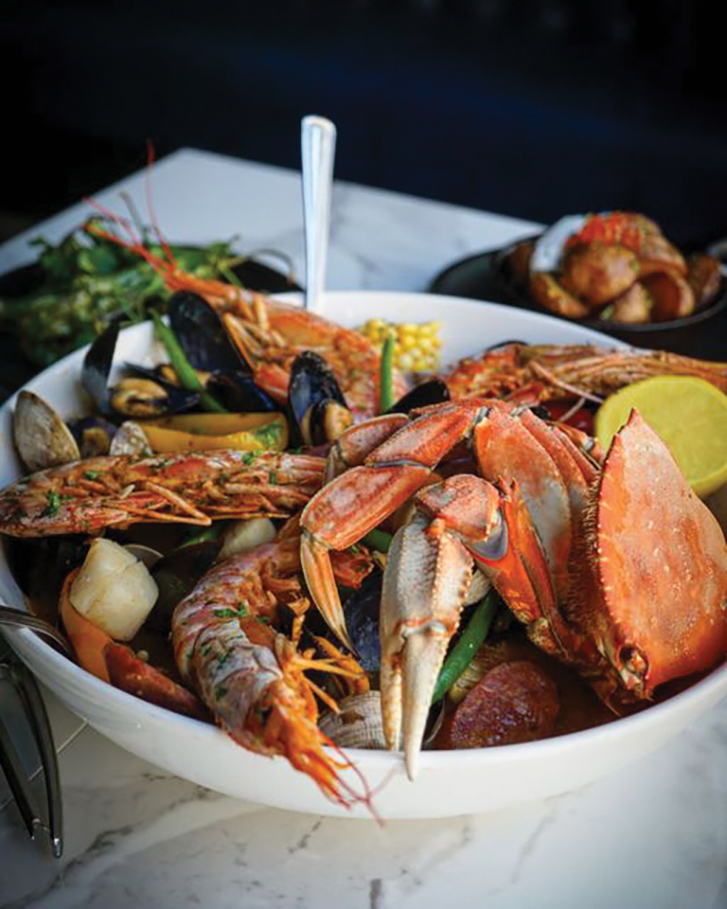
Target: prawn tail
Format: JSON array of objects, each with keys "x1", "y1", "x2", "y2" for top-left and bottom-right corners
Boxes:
[{"x1": 257, "y1": 680, "x2": 380, "y2": 816}]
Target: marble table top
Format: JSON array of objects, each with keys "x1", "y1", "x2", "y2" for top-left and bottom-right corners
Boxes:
[{"x1": 0, "y1": 149, "x2": 725, "y2": 909}]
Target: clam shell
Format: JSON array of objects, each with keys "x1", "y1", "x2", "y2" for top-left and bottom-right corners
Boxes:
[
  {"x1": 318, "y1": 692, "x2": 386, "y2": 750},
  {"x1": 109, "y1": 421, "x2": 153, "y2": 456},
  {"x1": 13, "y1": 390, "x2": 80, "y2": 471}
]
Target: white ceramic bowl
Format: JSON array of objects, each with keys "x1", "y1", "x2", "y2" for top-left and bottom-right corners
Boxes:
[{"x1": 1, "y1": 291, "x2": 726, "y2": 820}]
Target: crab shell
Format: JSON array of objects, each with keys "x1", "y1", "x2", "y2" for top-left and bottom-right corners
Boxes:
[{"x1": 565, "y1": 410, "x2": 727, "y2": 701}]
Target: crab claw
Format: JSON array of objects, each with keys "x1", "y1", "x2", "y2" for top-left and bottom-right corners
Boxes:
[
  {"x1": 380, "y1": 511, "x2": 475, "y2": 779},
  {"x1": 380, "y1": 474, "x2": 514, "y2": 777}
]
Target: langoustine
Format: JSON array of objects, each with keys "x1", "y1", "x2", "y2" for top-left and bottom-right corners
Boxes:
[
  {"x1": 171, "y1": 536, "x2": 376, "y2": 809},
  {"x1": 0, "y1": 450, "x2": 324, "y2": 538},
  {"x1": 440, "y1": 341, "x2": 727, "y2": 405}
]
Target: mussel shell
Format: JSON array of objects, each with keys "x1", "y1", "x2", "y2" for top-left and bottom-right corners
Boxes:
[
  {"x1": 343, "y1": 569, "x2": 382, "y2": 672},
  {"x1": 112, "y1": 367, "x2": 200, "y2": 417},
  {"x1": 288, "y1": 351, "x2": 350, "y2": 448},
  {"x1": 144, "y1": 540, "x2": 222, "y2": 635},
  {"x1": 5, "y1": 535, "x2": 90, "y2": 601},
  {"x1": 168, "y1": 291, "x2": 244, "y2": 372},
  {"x1": 387, "y1": 379, "x2": 450, "y2": 414},
  {"x1": 82, "y1": 320, "x2": 120, "y2": 413},
  {"x1": 82, "y1": 320, "x2": 200, "y2": 418},
  {"x1": 69, "y1": 415, "x2": 117, "y2": 458},
  {"x1": 205, "y1": 371, "x2": 279, "y2": 413}
]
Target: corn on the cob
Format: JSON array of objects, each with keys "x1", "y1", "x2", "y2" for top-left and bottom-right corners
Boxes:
[{"x1": 357, "y1": 318, "x2": 442, "y2": 373}]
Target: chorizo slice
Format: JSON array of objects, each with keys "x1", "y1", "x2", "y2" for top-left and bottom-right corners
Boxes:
[{"x1": 446, "y1": 659, "x2": 560, "y2": 749}]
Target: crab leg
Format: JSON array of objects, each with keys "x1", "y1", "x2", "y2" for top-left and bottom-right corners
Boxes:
[{"x1": 301, "y1": 401, "x2": 484, "y2": 647}]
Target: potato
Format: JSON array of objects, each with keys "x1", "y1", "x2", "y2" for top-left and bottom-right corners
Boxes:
[
  {"x1": 686, "y1": 253, "x2": 722, "y2": 309},
  {"x1": 641, "y1": 272, "x2": 695, "y2": 321},
  {"x1": 528, "y1": 272, "x2": 591, "y2": 319},
  {"x1": 608, "y1": 281, "x2": 652, "y2": 323},
  {"x1": 218, "y1": 518, "x2": 277, "y2": 560},
  {"x1": 559, "y1": 241, "x2": 640, "y2": 305},
  {"x1": 69, "y1": 538, "x2": 159, "y2": 641}
]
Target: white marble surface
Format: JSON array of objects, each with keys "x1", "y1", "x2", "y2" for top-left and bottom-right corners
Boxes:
[{"x1": 0, "y1": 149, "x2": 726, "y2": 908}]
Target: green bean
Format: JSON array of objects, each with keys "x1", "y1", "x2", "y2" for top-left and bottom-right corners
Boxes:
[
  {"x1": 151, "y1": 311, "x2": 228, "y2": 413},
  {"x1": 362, "y1": 528, "x2": 393, "y2": 553},
  {"x1": 379, "y1": 333, "x2": 395, "y2": 413},
  {"x1": 431, "y1": 589, "x2": 500, "y2": 704},
  {"x1": 179, "y1": 522, "x2": 227, "y2": 548}
]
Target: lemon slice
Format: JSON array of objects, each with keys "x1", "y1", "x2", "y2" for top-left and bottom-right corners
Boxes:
[{"x1": 595, "y1": 375, "x2": 727, "y2": 498}]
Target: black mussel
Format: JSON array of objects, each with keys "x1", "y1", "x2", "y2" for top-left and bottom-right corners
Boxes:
[
  {"x1": 169, "y1": 292, "x2": 281, "y2": 413},
  {"x1": 288, "y1": 351, "x2": 352, "y2": 448},
  {"x1": 113, "y1": 366, "x2": 200, "y2": 418},
  {"x1": 82, "y1": 321, "x2": 200, "y2": 418},
  {"x1": 232, "y1": 256, "x2": 301, "y2": 295},
  {"x1": 144, "y1": 540, "x2": 223, "y2": 635},
  {"x1": 205, "y1": 371, "x2": 279, "y2": 413},
  {"x1": 387, "y1": 379, "x2": 450, "y2": 414},
  {"x1": 82, "y1": 320, "x2": 120, "y2": 413},
  {"x1": 485, "y1": 339, "x2": 526, "y2": 352},
  {"x1": 168, "y1": 291, "x2": 244, "y2": 373},
  {"x1": 68, "y1": 415, "x2": 118, "y2": 457},
  {"x1": 342, "y1": 569, "x2": 383, "y2": 672}
]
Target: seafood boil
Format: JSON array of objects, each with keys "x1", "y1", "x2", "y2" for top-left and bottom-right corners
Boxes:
[{"x1": 1, "y1": 264, "x2": 726, "y2": 811}]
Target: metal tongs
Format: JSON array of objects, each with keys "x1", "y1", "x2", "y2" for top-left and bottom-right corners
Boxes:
[{"x1": 0, "y1": 629, "x2": 64, "y2": 857}]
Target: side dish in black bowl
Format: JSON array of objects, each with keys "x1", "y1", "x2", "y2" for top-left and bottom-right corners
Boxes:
[{"x1": 430, "y1": 212, "x2": 727, "y2": 358}]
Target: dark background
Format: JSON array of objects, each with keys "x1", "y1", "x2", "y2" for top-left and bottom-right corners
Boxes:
[{"x1": 2, "y1": 0, "x2": 727, "y2": 250}]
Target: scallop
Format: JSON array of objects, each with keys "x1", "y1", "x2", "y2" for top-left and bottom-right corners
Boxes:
[{"x1": 13, "y1": 390, "x2": 80, "y2": 472}]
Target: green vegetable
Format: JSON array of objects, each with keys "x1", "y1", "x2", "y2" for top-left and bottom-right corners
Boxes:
[
  {"x1": 151, "y1": 312, "x2": 228, "y2": 414},
  {"x1": 0, "y1": 218, "x2": 245, "y2": 368},
  {"x1": 179, "y1": 522, "x2": 227, "y2": 548},
  {"x1": 362, "y1": 528, "x2": 393, "y2": 553},
  {"x1": 431, "y1": 590, "x2": 500, "y2": 704},
  {"x1": 379, "y1": 333, "x2": 395, "y2": 413}
]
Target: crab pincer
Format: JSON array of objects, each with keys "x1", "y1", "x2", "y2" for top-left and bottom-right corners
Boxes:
[{"x1": 379, "y1": 482, "x2": 497, "y2": 779}]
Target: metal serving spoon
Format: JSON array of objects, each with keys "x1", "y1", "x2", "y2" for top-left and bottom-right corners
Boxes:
[
  {"x1": 0, "y1": 606, "x2": 73, "y2": 659},
  {"x1": 300, "y1": 114, "x2": 337, "y2": 314}
]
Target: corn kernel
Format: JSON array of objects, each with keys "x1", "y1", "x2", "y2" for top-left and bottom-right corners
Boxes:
[{"x1": 356, "y1": 317, "x2": 442, "y2": 373}]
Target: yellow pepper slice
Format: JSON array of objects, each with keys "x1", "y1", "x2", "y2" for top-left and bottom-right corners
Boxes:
[{"x1": 141, "y1": 412, "x2": 288, "y2": 453}]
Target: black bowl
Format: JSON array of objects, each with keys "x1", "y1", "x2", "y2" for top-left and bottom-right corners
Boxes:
[{"x1": 429, "y1": 239, "x2": 727, "y2": 359}]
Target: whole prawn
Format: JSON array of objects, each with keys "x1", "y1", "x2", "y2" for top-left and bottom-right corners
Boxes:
[
  {"x1": 171, "y1": 536, "x2": 377, "y2": 810},
  {"x1": 0, "y1": 450, "x2": 325, "y2": 538}
]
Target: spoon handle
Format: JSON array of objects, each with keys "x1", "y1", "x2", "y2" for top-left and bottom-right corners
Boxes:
[
  {"x1": 301, "y1": 115, "x2": 337, "y2": 314},
  {"x1": 0, "y1": 606, "x2": 73, "y2": 659}
]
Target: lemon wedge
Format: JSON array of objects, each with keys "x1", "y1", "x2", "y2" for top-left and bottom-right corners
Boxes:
[{"x1": 595, "y1": 375, "x2": 727, "y2": 498}]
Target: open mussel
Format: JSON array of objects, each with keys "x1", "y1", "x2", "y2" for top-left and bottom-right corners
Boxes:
[
  {"x1": 168, "y1": 291, "x2": 279, "y2": 413},
  {"x1": 288, "y1": 351, "x2": 353, "y2": 448},
  {"x1": 83, "y1": 321, "x2": 200, "y2": 419},
  {"x1": 387, "y1": 378, "x2": 450, "y2": 414}
]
